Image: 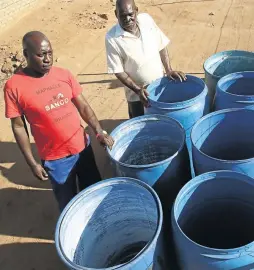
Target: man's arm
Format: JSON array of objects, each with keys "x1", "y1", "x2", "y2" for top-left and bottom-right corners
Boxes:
[
  {"x1": 72, "y1": 94, "x2": 114, "y2": 149},
  {"x1": 115, "y1": 72, "x2": 141, "y2": 94},
  {"x1": 159, "y1": 47, "x2": 172, "y2": 75},
  {"x1": 115, "y1": 72, "x2": 149, "y2": 107},
  {"x1": 11, "y1": 117, "x2": 48, "y2": 181},
  {"x1": 160, "y1": 47, "x2": 187, "y2": 82}
]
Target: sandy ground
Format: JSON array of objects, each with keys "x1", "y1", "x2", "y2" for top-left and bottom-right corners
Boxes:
[{"x1": 0, "y1": 0, "x2": 254, "y2": 269}]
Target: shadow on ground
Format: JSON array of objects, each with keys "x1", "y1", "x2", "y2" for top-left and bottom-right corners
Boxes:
[
  {"x1": 78, "y1": 72, "x2": 123, "y2": 89},
  {"x1": 0, "y1": 188, "x2": 58, "y2": 240},
  {"x1": 79, "y1": 78, "x2": 123, "y2": 89},
  {"x1": 0, "y1": 142, "x2": 52, "y2": 189},
  {"x1": 0, "y1": 242, "x2": 65, "y2": 270}
]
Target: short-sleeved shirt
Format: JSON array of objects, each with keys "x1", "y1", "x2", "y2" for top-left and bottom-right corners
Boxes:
[
  {"x1": 4, "y1": 66, "x2": 86, "y2": 160},
  {"x1": 106, "y1": 13, "x2": 170, "y2": 102}
]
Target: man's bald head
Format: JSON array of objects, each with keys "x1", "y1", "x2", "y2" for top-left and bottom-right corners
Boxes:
[
  {"x1": 22, "y1": 31, "x2": 53, "y2": 76},
  {"x1": 22, "y1": 31, "x2": 50, "y2": 51},
  {"x1": 116, "y1": 0, "x2": 136, "y2": 11},
  {"x1": 115, "y1": 0, "x2": 138, "y2": 33}
]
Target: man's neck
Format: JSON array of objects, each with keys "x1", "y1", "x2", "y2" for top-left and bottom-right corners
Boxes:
[{"x1": 23, "y1": 67, "x2": 49, "y2": 78}]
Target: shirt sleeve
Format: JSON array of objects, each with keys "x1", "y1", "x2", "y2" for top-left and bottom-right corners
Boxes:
[
  {"x1": 4, "y1": 81, "x2": 23, "y2": 118},
  {"x1": 105, "y1": 37, "x2": 124, "y2": 74},
  {"x1": 149, "y1": 15, "x2": 170, "y2": 51},
  {"x1": 67, "y1": 70, "x2": 83, "y2": 98}
]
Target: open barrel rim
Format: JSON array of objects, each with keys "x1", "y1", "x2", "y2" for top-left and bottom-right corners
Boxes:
[
  {"x1": 191, "y1": 108, "x2": 254, "y2": 163},
  {"x1": 107, "y1": 114, "x2": 186, "y2": 169},
  {"x1": 55, "y1": 177, "x2": 163, "y2": 270},
  {"x1": 172, "y1": 170, "x2": 254, "y2": 251},
  {"x1": 217, "y1": 71, "x2": 254, "y2": 98},
  {"x1": 146, "y1": 75, "x2": 208, "y2": 109},
  {"x1": 203, "y1": 50, "x2": 254, "y2": 80}
]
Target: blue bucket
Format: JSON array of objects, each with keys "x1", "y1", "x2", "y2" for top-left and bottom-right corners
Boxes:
[
  {"x1": 204, "y1": 50, "x2": 254, "y2": 102},
  {"x1": 191, "y1": 108, "x2": 254, "y2": 177},
  {"x1": 215, "y1": 72, "x2": 254, "y2": 111},
  {"x1": 55, "y1": 178, "x2": 169, "y2": 269},
  {"x1": 172, "y1": 171, "x2": 254, "y2": 270},
  {"x1": 107, "y1": 114, "x2": 191, "y2": 209}
]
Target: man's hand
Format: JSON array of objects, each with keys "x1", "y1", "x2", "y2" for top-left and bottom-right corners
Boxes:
[
  {"x1": 138, "y1": 88, "x2": 150, "y2": 108},
  {"x1": 30, "y1": 163, "x2": 48, "y2": 181},
  {"x1": 115, "y1": 73, "x2": 150, "y2": 107},
  {"x1": 167, "y1": 71, "x2": 187, "y2": 82},
  {"x1": 96, "y1": 132, "x2": 114, "y2": 150},
  {"x1": 159, "y1": 47, "x2": 187, "y2": 83}
]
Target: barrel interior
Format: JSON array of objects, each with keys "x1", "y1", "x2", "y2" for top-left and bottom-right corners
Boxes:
[
  {"x1": 220, "y1": 76, "x2": 254, "y2": 96},
  {"x1": 177, "y1": 177, "x2": 254, "y2": 249},
  {"x1": 148, "y1": 77, "x2": 204, "y2": 103},
  {"x1": 205, "y1": 55, "x2": 254, "y2": 78},
  {"x1": 59, "y1": 182, "x2": 159, "y2": 269},
  {"x1": 192, "y1": 110, "x2": 254, "y2": 160},
  {"x1": 111, "y1": 119, "x2": 185, "y2": 166}
]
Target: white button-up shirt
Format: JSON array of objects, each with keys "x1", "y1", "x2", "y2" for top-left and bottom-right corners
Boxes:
[{"x1": 105, "y1": 13, "x2": 170, "y2": 102}]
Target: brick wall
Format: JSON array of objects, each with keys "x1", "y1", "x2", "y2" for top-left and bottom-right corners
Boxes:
[{"x1": 0, "y1": 0, "x2": 39, "y2": 31}]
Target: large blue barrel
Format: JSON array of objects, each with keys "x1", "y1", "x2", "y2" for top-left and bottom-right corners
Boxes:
[
  {"x1": 215, "y1": 72, "x2": 254, "y2": 111},
  {"x1": 145, "y1": 75, "x2": 210, "y2": 149},
  {"x1": 172, "y1": 170, "x2": 254, "y2": 270},
  {"x1": 55, "y1": 178, "x2": 169, "y2": 269},
  {"x1": 204, "y1": 50, "x2": 254, "y2": 102},
  {"x1": 191, "y1": 108, "x2": 254, "y2": 177},
  {"x1": 107, "y1": 114, "x2": 191, "y2": 208}
]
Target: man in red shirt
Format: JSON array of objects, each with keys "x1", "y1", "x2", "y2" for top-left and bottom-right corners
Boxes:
[{"x1": 4, "y1": 31, "x2": 114, "y2": 211}]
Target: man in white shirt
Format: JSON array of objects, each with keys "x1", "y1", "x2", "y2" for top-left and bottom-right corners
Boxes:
[{"x1": 106, "y1": 0, "x2": 186, "y2": 118}]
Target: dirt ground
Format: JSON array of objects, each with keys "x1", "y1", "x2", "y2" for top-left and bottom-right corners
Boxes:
[{"x1": 0, "y1": 0, "x2": 253, "y2": 269}]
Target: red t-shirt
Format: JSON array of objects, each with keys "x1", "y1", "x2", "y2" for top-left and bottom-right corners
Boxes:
[{"x1": 4, "y1": 66, "x2": 86, "y2": 160}]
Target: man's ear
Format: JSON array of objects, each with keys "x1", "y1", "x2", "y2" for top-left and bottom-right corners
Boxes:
[{"x1": 136, "y1": 6, "x2": 138, "y2": 13}]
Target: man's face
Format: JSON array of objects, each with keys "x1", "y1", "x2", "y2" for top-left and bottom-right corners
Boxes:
[
  {"x1": 25, "y1": 39, "x2": 53, "y2": 75},
  {"x1": 116, "y1": 2, "x2": 138, "y2": 33}
]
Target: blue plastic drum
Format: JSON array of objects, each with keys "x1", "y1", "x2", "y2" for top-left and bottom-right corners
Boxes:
[{"x1": 215, "y1": 72, "x2": 254, "y2": 110}]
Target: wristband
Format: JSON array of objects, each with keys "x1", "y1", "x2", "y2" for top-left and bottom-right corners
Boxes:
[{"x1": 96, "y1": 130, "x2": 108, "y2": 139}]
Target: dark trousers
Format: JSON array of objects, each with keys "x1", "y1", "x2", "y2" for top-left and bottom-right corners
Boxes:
[
  {"x1": 43, "y1": 144, "x2": 101, "y2": 211},
  {"x1": 128, "y1": 101, "x2": 144, "y2": 119}
]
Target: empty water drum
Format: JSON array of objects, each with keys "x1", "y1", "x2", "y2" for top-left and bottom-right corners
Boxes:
[
  {"x1": 215, "y1": 72, "x2": 254, "y2": 111},
  {"x1": 55, "y1": 177, "x2": 169, "y2": 270},
  {"x1": 191, "y1": 108, "x2": 254, "y2": 177},
  {"x1": 204, "y1": 50, "x2": 254, "y2": 102},
  {"x1": 172, "y1": 170, "x2": 254, "y2": 270},
  {"x1": 145, "y1": 75, "x2": 210, "y2": 150},
  {"x1": 107, "y1": 114, "x2": 191, "y2": 209}
]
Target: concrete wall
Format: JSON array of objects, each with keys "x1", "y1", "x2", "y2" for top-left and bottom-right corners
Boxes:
[{"x1": 0, "y1": 0, "x2": 39, "y2": 31}]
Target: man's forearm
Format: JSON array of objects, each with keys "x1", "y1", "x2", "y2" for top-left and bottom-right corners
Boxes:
[
  {"x1": 80, "y1": 108, "x2": 103, "y2": 135},
  {"x1": 12, "y1": 126, "x2": 37, "y2": 167},
  {"x1": 73, "y1": 95, "x2": 103, "y2": 135},
  {"x1": 115, "y1": 72, "x2": 142, "y2": 94},
  {"x1": 160, "y1": 47, "x2": 172, "y2": 74}
]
